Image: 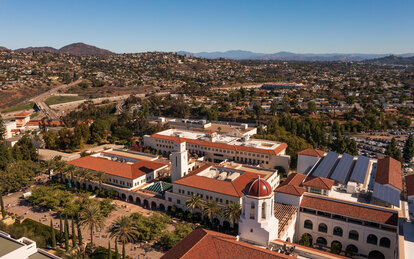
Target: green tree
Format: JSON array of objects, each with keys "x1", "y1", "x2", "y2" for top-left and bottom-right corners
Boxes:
[
  {"x1": 0, "y1": 191, "x2": 5, "y2": 219},
  {"x1": 386, "y1": 137, "x2": 402, "y2": 162},
  {"x1": 224, "y1": 202, "x2": 241, "y2": 230},
  {"x1": 110, "y1": 216, "x2": 138, "y2": 251},
  {"x1": 71, "y1": 217, "x2": 77, "y2": 247},
  {"x1": 64, "y1": 215, "x2": 69, "y2": 251},
  {"x1": 77, "y1": 217, "x2": 83, "y2": 246},
  {"x1": 307, "y1": 101, "x2": 317, "y2": 113},
  {"x1": 0, "y1": 115, "x2": 5, "y2": 140},
  {"x1": 299, "y1": 233, "x2": 312, "y2": 247},
  {"x1": 203, "y1": 200, "x2": 221, "y2": 226},
  {"x1": 114, "y1": 240, "x2": 120, "y2": 259},
  {"x1": 403, "y1": 134, "x2": 414, "y2": 162},
  {"x1": 50, "y1": 220, "x2": 56, "y2": 248},
  {"x1": 0, "y1": 142, "x2": 11, "y2": 170},
  {"x1": 186, "y1": 194, "x2": 204, "y2": 214},
  {"x1": 59, "y1": 214, "x2": 63, "y2": 241},
  {"x1": 108, "y1": 241, "x2": 112, "y2": 259},
  {"x1": 79, "y1": 203, "x2": 104, "y2": 245}
]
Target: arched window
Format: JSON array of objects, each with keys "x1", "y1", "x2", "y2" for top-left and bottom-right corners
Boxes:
[
  {"x1": 379, "y1": 237, "x2": 391, "y2": 248},
  {"x1": 261, "y1": 202, "x2": 267, "y2": 219},
  {"x1": 348, "y1": 230, "x2": 359, "y2": 240},
  {"x1": 368, "y1": 250, "x2": 385, "y2": 259},
  {"x1": 304, "y1": 220, "x2": 313, "y2": 229},
  {"x1": 367, "y1": 234, "x2": 378, "y2": 245},
  {"x1": 316, "y1": 237, "x2": 327, "y2": 246},
  {"x1": 250, "y1": 202, "x2": 255, "y2": 219},
  {"x1": 318, "y1": 223, "x2": 328, "y2": 233},
  {"x1": 333, "y1": 226, "x2": 343, "y2": 237}
]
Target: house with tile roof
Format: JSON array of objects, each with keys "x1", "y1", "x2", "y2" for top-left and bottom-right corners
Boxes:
[
  {"x1": 143, "y1": 128, "x2": 290, "y2": 172},
  {"x1": 67, "y1": 150, "x2": 168, "y2": 191}
]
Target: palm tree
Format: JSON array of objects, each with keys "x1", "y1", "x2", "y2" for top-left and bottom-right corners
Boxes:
[
  {"x1": 203, "y1": 200, "x2": 221, "y2": 225},
  {"x1": 186, "y1": 194, "x2": 204, "y2": 214},
  {"x1": 224, "y1": 202, "x2": 241, "y2": 231},
  {"x1": 78, "y1": 203, "x2": 104, "y2": 245},
  {"x1": 62, "y1": 164, "x2": 77, "y2": 186},
  {"x1": 109, "y1": 216, "x2": 138, "y2": 251},
  {"x1": 94, "y1": 171, "x2": 107, "y2": 190},
  {"x1": 47, "y1": 156, "x2": 66, "y2": 177},
  {"x1": 77, "y1": 168, "x2": 92, "y2": 183}
]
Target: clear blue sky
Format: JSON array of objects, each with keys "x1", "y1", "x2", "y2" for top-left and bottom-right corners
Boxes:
[{"x1": 1, "y1": 0, "x2": 413, "y2": 54}]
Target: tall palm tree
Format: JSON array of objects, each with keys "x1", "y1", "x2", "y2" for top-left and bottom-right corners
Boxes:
[
  {"x1": 203, "y1": 200, "x2": 221, "y2": 224},
  {"x1": 78, "y1": 203, "x2": 104, "y2": 245},
  {"x1": 62, "y1": 164, "x2": 77, "y2": 186},
  {"x1": 224, "y1": 202, "x2": 241, "y2": 229},
  {"x1": 186, "y1": 194, "x2": 204, "y2": 214},
  {"x1": 94, "y1": 171, "x2": 107, "y2": 190},
  {"x1": 110, "y1": 216, "x2": 138, "y2": 249}
]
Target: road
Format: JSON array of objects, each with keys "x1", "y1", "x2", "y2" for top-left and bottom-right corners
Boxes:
[{"x1": 30, "y1": 79, "x2": 83, "y2": 120}]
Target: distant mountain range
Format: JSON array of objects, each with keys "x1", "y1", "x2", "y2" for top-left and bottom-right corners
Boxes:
[
  {"x1": 0, "y1": 43, "x2": 113, "y2": 55},
  {"x1": 177, "y1": 50, "x2": 414, "y2": 62},
  {"x1": 365, "y1": 55, "x2": 414, "y2": 65}
]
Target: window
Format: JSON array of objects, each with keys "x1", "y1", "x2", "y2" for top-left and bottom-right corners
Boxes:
[
  {"x1": 250, "y1": 202, "x2": 255, "y2": 219},
  {"x1": 333, "y1": 227, "x2": 343, "y2": 237},
  {"x1": 261, "y1": 202, "x2": 266, "y2": 219},
  {"x1": 367, "y1": 234, "x2": 378, "y2": 245},
  {"x1": 304, "y1": 220, "x2": 313, "y2": 229},
  {"x1": 177, "y1": 199, "x2": 181, "y2": 204},
  {"x1": 379, "y1": 237, "x2": 391, "y2": 248},
  {"x1": 168, "y1": 197, "x2": 172, "y2": 202},
  {"x1": 316, "y1": 237, "x2": 327, "y2": 246},
  {"x1": 348, "y1": 230, "x2": 359, "y2": 241},
  {"x1": 318, "y1": 223, "x2": 327, "y2": 233},
  {"x1": 309, "y1": 187, "x2": 322, "y2": 194}
]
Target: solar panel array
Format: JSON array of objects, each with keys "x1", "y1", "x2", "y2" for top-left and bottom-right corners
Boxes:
[
  {"x1": 330, "y1": 153, "x2": 354, "y2": 184},
  {"x1": 372, "y1": 182, "x2": 400, "y2": 207},
  {"x1": 311, "y1": 151, "x2": 339, "y2": 178},
  {"x1": 349, "y1": 155, "x2": 370, "y2": 183}
]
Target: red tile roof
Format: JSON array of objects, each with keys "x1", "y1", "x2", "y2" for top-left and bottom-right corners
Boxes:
[
  {"x1": 274, "y1": 173, "x2": 306, "y2": 196},
  {"x1": 302, "y1": 176, "x2": 334, "y2": 190},
  {"x1": 275, "y1": 184, "x2": 305, "y2": 197},
  {"x1": 375, "y1": 157, "x2": 402, "y2": 191},
  {"x1": 300, "y1": 195, "x2": 398, "y2": 226},
  {"x1": 14, "y1": 112, "x2": 31, "y2": 117},
  {"x1": 280, "y1": 173, "x2": 306, "y2": 186},
  {"x1": 67, "y1": 156, "x2": 167, "y2": 180},
  {"x1": 406, "y1": 174, "x2": 414, "y2": 197},
  {"x1": 174, "y1": 165, "x2": 266, "y2": 197},
  {"x1": 151, "y1": 133, "x2": 287, "y2": 156},
  {"x1": 26, "y1": 120, "x2": 40, "y2": 126},
  {"x1": 298, "y1": 148, "x2": 326, "y2": 157},
  {"x1": 161, "y1": 228, "x2": 292, "y2": 259}
]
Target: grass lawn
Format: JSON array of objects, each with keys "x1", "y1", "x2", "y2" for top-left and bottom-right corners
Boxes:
[
  {"x1": 45, "y1": 95, "x2": 83, "y2": 105},
  {"x1": 1, "y1": 102, "x2": 35, "y2": 113}
]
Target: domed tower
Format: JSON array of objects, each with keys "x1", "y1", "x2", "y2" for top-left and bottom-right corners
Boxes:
[{"x1": 238, "y1": 177, "x2": 278, "y2": 247}]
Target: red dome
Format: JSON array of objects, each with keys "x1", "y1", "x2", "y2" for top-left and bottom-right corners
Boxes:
[{"x1": 244, "y1": 177, "x2": 273, "y2": 197}]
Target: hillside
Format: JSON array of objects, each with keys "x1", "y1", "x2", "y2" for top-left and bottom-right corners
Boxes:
[
  {"x1": 179, "y1": 50, "x2": 414, "y2": 61},
  {"x1": 13, "y1": 42, "x2": 113, "y2": 55},
  {"x1": 366, "y1": 55, "x2": 414, "y2": 65},
  {"x1": 15, "y1": 46, "x2": 58, "y2": 53},
  {"x1": 59, "y1": 42, "x2": 113, "y2": 55}
]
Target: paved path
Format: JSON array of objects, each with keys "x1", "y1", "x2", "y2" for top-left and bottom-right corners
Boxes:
[{"x1": 3, "y1": 190, "x2": 166, "y2": 258}]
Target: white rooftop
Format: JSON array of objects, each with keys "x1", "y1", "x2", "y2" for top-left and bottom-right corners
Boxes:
[{"x1": 157, "y1": 129, "x2": 281, "y2": 150}]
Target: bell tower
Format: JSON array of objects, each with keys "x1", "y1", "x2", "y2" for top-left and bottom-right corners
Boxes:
[
  {"x1": 171, "y1": 140, "x2": 188, "y2": 182},
  {"x1": 238, "y1": 177, "x2": 278, "y2": 247}
]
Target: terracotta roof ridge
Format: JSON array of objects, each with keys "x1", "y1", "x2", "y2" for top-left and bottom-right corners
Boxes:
[{"x1": 179, "y1": 228, "x2": 210, "y2": 259}]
